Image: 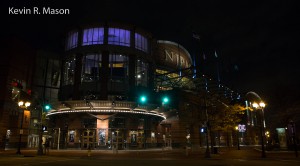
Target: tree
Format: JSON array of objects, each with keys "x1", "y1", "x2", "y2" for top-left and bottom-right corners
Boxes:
[{"x1": 211, "y1": 103, "x2": 245, "y2": 147}]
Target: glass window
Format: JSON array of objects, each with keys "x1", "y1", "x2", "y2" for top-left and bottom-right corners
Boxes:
[
  {"x1": 109, "y1": 54, "x2": 128, "y2": 78},
  {"x1": 63, "y1": 55, "x2": 76, "y2": 85},
  {"x1": 108, "y1": 28, "x2": 130, "y2": 46},
  {"x1": 65, "y1": 31, "x2": 78, "y2": 50},
  {"x1": 136, "y1": 59, "x2": 148, "y2": 87},
  {"x1": 135, "y1": 33, "x2": 148, "y2": 53},
  {"x1": 82, "y1": 28, "x2": 104, "y2": 46},
  {"x1": 82, "y1": 54, "x2": 102, "y2": 82},
  {"x1": 108, "y1": 53, "x2": 129, "y2": 92},
  {"x1": 98, "y1": 129, "x2": 106, "y2": 146},
  {"x1": 69, "y1": 130, "x2": 75, "y2": 143}
]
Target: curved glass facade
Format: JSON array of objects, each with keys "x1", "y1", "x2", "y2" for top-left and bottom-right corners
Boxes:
[
  {"x1": 65, "y1": 31, "x2": 78, "y2": 50},
  {"x1": 136, "y1": 59, "x2": 148, "y2": 87},
  {"x1": 57, "y1": 24, "x2": 176, "y2": 150},
  {"x1": 108, "y1": 28, "x2": 130, "y2": 47},
  {"x1": 135, "y1": 33, "x2": 148, "y2": 53},
  {"x1": 62, "y1": 54, "x2": 150, "y2": 97},
  {"x1": 82, "y1": 28, "x2": 104, "y2": 46},
  {"x1": 82, "y1": 54, "x2": 102, "y2": 82},
  {"x1": 108, "y1": 53, "x2": 129, "y2": 92},
  {"x1": 65, "y1": 27, "x2": 149, "y2": 54},
  {"x1": 63, "y1": 55, "x2": 76, "y2": 85}
]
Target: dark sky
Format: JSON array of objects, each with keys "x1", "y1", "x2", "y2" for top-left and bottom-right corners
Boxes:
[{"x1": 2, "y1": 0, "x2": 300, "y2": 122}]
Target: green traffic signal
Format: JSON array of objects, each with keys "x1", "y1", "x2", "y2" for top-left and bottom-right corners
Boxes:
[
  {"x1": 44, "y1": 105, "x2": 51, "y2": 110},
  {"x1": 162, "y1": 96, "x2": 169, "y2": 104},
  {"x1": 139, "y1": 95, "x2": 147, "y2": 103},
  {"x1": 163, "y1": 97, "x2": 169, "y2": 103}
]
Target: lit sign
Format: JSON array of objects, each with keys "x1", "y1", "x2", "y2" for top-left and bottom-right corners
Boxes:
[
  {"x1": 164, "y1": 49, "x2": 191, "y2": 68},
  {"x1": 156, "y1": 40, "x2": 192, "y2": 70},
  {"x1": 238, "y1": 124, "x2": 246, "y2": 132}
]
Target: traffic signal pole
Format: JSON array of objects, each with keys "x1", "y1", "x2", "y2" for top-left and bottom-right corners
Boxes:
[{"x1": 37, "y1": 106, "x2": 44, "y2": 155}]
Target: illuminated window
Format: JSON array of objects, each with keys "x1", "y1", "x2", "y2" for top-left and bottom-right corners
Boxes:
[
  {"x1": 63, "y1": 55, "x2": 76, "y2": 85},
  {"x1": 135, "y1": 33, "x2": 148, "y2": 52},
  {"x1": 69, "y1": 130, "x2": 75, "y2": 143},
  {"x1": 108, "y1": 28, "x2": 130, "y2": 46},
  {"x1": 82, "y1": 54, "x2": 102, "y2": 82},
  {"x1": 82, "y1": 28, "x2": 104, "y2": 46},
  {"x1": 98, "y1": 129, "x2": 106, "y2": 146},
  {"x1": 136, "y1": 59, "x2": 148, "y2": 87},
  {"x1": 108, "y1": 53, "x2": 129, "y2": 92},
  {"x1": 65, "y1": 31, "x2": 78, "y2": 50}
]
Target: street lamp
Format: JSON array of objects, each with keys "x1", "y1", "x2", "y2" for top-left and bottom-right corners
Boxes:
[
  {"x1": 16, "y1": 101, "x2": 31, "y2": 155},
  {"x1": 252, "y1": 101, "x2": 266, "y2": 158},
  {"x1": 235, "y1": 126, "x2": 240, "y2": 150}
]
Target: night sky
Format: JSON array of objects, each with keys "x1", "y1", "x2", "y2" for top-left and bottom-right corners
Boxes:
[{"x1": 2, "y1": 0, "x2": 300, "y2": 127}]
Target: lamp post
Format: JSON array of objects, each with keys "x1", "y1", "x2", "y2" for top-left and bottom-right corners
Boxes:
[
  {"x1": 252, "y1": 102, "x2": 266, "y2": 158},
  {"x1": 37, "y1": 106, "x2": 44, "y2": 155},
  {"x1": 16, "y1": 101, "x2": 31, "y2": 155},
  {"x1": 235, "y1": 126, "x2": 240, "y2": 150}
]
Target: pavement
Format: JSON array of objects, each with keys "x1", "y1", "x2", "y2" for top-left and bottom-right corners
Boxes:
[{"x1": 0, "y1": 147, "x2": 299, "y2": 161}]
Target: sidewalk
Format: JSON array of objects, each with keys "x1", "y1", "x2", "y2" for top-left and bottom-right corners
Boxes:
[{"x1": 0, "y1": 147, "x2": 299, "y2": 161}]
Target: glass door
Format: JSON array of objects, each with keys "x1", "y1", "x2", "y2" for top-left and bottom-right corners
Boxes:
[{"x1": 82, "y1": 129, "x2": 95, "y2": 149}]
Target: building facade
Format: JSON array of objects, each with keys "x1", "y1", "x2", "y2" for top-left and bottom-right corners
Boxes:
[
  {"x1": 45, "y1": 22, "x2": 197, "y2": 150},
  {"x1": 0, "y1": 38, "x2": 35, "y2": 149},
  {"x1": 2, "y1": 22, "x2": 253, "y2": 151}
]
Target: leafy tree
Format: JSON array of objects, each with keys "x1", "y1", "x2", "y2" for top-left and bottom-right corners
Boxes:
[{"x1": 210, "y1": 103, "x2": 245, "y2": 146}]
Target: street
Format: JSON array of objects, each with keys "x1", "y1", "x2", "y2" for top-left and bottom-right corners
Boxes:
[{"x1": 1, "y1": 147, "x2": 299, "y2": 166}]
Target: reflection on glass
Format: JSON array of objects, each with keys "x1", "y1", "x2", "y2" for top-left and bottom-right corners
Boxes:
[
  {"x1": 82, "y1": 28, "x2": 104, "y2": 46},
  {"x1": 108, "y1": 28, "x2": 130, "y2": 46},
  {"x1": 135, "y1": 33, "x2": 148, "y2": 52}
]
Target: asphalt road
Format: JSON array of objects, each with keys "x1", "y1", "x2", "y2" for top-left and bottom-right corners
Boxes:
[{"x1": 1, "y1": 147, "x2": 299, "y2": 166}]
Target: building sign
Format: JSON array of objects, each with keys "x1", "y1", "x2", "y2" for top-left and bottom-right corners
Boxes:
[
  {"x1": 164, "y1": 49, "x2": 190, "y2": 68},
  {"x1": 156, "y1": 40, "x2": 192, "y2": 70}
]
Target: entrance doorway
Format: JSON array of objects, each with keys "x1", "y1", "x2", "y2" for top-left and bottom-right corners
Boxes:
[{"x1": 82, "y1": 129, "x2": 95, "y2": 149}]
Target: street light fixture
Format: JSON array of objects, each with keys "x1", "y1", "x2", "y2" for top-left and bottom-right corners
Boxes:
[
  {"x1": 16, "y1": 101, "x2": 31, "y2": 155},
  {"x1": 252, "y1": 101, "x2": 266, "y2": 158}
]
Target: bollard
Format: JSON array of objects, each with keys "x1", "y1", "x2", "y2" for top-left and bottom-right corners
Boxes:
[{"x1": 87, "y1": 146, "x2": 91, "y2": 157}]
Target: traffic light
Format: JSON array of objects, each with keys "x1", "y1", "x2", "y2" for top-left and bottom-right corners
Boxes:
[
  {"x1": 139, "y1": 95, "x2": 147, "y2": 104},
  {"x1": 162, "y1": 96, "x2": 169, "y2": 104},
  {"x1": 44, "y1": 104, "x2": 51, "y2": 111}
]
